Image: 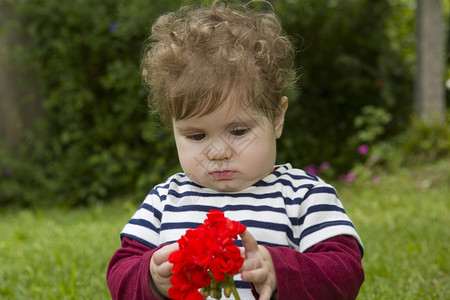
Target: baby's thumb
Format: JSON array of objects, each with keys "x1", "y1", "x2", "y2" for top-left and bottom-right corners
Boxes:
[{"x1": 240, "y1": 230, "x2": 258, "y2": 254}]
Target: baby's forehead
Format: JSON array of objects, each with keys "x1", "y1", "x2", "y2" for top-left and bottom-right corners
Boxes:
[
  {"x1": 176, "y1": 95, "x2": 268, "y2": 120},
  {"x1": 203, "y1": 95, "x2": 261, "y2": 114}
]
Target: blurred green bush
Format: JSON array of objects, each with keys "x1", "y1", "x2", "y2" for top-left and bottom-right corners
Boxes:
[
  {"x1": 0, "y1": 0, "x2": 446, "y2": 206},
  {"x1": 275, "y1": 0, "x2": 415, "y2": 171},
  {"x1": 0, "y1": 0, "x2": 184, "y2": 206}
]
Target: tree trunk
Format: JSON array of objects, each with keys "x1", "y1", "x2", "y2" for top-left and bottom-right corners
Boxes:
[
  {"x1": 0, "y1": 3, "x2": 42, "y2": 146},
  {"x1": 414, "y1": 0, "x2": 446, "y2": 122}
]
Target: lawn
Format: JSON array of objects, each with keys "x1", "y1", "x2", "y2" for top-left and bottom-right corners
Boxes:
[
  {"x1": 0, "y1": 158, "x2": 448, "y2": 299},
  {"x1": 338, "y1": 158, "x2": 449, "y2": 299}
]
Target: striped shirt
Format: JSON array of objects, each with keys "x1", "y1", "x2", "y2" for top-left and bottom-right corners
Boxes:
[{"x1": 121, "y1": 163, "x2": 363, "y2": 299}]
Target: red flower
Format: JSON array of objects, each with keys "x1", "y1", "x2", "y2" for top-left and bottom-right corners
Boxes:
[{"x1": 168, "y1": 210, "x2": 246, "y2": 300}]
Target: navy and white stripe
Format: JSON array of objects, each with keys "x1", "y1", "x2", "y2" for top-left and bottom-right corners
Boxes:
[{"x1": 121, "y1": 163, "x2": 363, "y2": 299}]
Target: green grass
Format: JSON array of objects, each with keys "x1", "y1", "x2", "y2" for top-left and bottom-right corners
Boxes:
[
  {"x1": 0, "y1": 158, "x2": 448, "y2": 299},
  {"x1": 337, "y1": 158, "x2": 449, "y2": 299},
  {"x1": 0, "y1": 201, "x2": 136, "y2": 299}
]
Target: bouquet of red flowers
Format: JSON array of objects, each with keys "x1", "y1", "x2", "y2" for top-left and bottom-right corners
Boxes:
[{"x1": 168, "y1": 210, "x2": 246, "y2": 300}]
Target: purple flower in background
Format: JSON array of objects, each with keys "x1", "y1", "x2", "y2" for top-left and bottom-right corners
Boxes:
[
  {"x1": 358, "y1": 144, "x2": 369, "y2": 155},
  {"x1": 304, "y1": 164, "x2": 319, "y2": 175},
  {"x1": 345, "y1": 172, "x2": 356, "y2": 182},
  {"x1": 109, "y1": 22, "x2": 118, "y2": 33},
  {"x1": 372, "y1": 174, "x2": 380, "y2": 182},
  {"x1": 319, "y1": 161, "x2": 330, "y2": 172},
  {"x1": 339, "y1": 172, "x2": 357, "y2": 185}
]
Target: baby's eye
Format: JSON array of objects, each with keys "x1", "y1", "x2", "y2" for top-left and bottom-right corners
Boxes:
[
  {"x1": 187, "y1": 133, "x2": 206, "y2": 141},
  {"x1": 230, "y1": 128, "x2": 249, "y2": 136}
]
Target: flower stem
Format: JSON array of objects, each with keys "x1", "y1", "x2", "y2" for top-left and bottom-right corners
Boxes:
[
  {"x1": 227, "y1": 275, "x2": 240, "y2": 300},
  {"x1": 230, "y1": 284, "x2": 240, "y2": 300}
]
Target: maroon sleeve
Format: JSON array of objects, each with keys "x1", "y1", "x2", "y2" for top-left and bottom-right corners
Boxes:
[
  {"x1": 264, "y1": 235, "x2": 364, "y2": 300},
  {"x1": 106, "y1": 237, "x2": 166, "y2": 300}
]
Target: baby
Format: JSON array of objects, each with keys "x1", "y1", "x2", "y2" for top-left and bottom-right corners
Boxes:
[{"x1": 107, "y1": 1, "x2": 364, "y2": 299}]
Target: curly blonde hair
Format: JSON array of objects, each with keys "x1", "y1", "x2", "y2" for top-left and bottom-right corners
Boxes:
[{"x1": 141, "y1": 0, "x2": 296, "y2": 126}]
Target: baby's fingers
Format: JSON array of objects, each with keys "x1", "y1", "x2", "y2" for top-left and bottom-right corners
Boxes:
[
  {"x1": 150, "y1": 243, "x2": 179, "y2": 279},
  {"x1": 240, "y1": 230, "x2": 258, "y2": 255},
  {"x1": 241, "y1": 269, "x2": 273, "y2": 300},
  {"x1": 240, "y1": 267, "x2": 266, "y2": 283},
  {"x1": 158, "y1": 260, "x2": 175, "y2": 278},
  {"x1": 257, "y1": 285, "x2": 274, "y2": 300},
  {"x1": 153, "y1": 243, "x2": 179, "y2": 265}
]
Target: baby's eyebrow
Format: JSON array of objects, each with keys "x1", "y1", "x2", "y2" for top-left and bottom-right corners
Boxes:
[
  {"x1": 174, "y1": 125, "x2": 204, "y2": 133},
  {"x1": 226, "y1": 115, "x2": 259, "y2": 127}
]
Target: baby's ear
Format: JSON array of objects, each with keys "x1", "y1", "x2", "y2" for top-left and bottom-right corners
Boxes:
[{"x1": 274, "y1": 96, "x2": 288, "y2": 138}]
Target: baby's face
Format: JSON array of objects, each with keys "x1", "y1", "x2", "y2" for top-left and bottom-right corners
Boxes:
[{"x1": 172, "y1": 98, "x2": 285, "y2": 192}]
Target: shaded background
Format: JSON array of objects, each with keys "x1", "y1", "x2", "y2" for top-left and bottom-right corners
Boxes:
[{"x1": 0, "y1": 0, "x2": 448, "y2": 206}]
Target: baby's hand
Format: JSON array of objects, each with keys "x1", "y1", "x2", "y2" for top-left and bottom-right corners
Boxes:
[
  {"x1": 239, "y1": 230, "x2": 277, "y2": 300},
  {"x1": 149, "y1": 243, "x2": 179, "y2": 298}
]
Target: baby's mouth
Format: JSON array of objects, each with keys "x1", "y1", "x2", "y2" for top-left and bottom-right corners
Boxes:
[{"x1": 209, "y1": 170, "x2": 236, "y2": 180}]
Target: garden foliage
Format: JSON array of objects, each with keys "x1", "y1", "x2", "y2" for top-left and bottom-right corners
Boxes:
[
  {"x1": 0, "y1": 0, "x2": 445, "y2": 206},
  {"x1": 275, "y1": 0, "x2": 415, "y2": 170}
]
